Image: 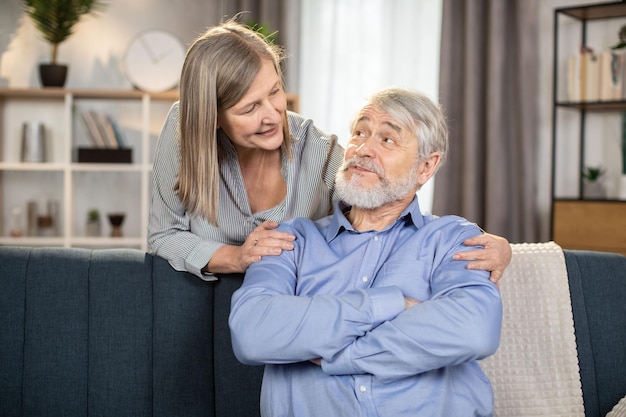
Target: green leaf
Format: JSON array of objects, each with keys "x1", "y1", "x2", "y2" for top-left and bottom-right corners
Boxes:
[{"x1": 23, "y1": 0, "x2": 107, "y2": 64}]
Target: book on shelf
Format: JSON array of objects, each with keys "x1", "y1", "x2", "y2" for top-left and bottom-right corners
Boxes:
[
  {"x1": 568, "y1": 46, "x2": 626, "y2": 102},
  {"x1": 80, "y1": 110, "x2": 126, "y2": 149},
  {"x1": 567, "y1": 53, "x2": 581, "y2": 102},
  {"x1": 81, "y1": 110, "x2": 107, "y2": 148},
  {"x1": 598, "y1": 50, "x2": 623, "y2": 101},
  {"x1": 582, "y1": 47, "x2": 600, "y2": 102},
  {"x1": 95, "y1": 112, "x2": 119, "y2": 149},
  {"x1": 106, "y1": 115, "x2": 126, "y2": 148}
]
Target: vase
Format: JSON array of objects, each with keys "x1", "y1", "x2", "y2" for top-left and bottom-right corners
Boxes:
[
  {"x1": 583, "y1": 180, "x2": 606, "y2": 199},
  {"x1": 619, "y1": 175, "x2": 626, "y2": 200},
  {"x1": 86, "y1": 221, "x2": 100, "y2": 237},
  {"x1": 108, "y1": 213, "x2": 125, "y2": 237},
  {"x1": 39, "y1": 64, "x2": 68, "y2": 87},
  {"x1": 21, "y1": 121, "x2": 46, "y2": 162}
]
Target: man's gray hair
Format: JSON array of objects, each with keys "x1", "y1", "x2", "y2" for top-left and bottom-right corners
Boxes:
[{"x1": 358, "y1": 88, "x2": 448, "y2": 167}]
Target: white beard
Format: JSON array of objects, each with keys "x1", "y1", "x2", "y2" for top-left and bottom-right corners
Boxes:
[{"x1": 335, "y1": 157, "x2": 419, "y2": 209}]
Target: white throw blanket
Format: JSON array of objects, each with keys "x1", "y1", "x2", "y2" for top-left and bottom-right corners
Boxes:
[
  {"x1": 607, "y1": 396, "x2": 626, "y2": 417},
  {"x1": 480, "y1": 242, "x2": 585, "y2": 417}
]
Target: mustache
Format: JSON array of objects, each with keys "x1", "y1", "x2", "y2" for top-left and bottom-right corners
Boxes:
[{"x1": 341, "y1": 157, "x2": 384, "y2": 178}]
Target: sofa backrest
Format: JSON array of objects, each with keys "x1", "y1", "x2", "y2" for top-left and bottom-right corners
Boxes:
[{"x1": 0, "y1": 246, "x2": 262, "y2": 417}]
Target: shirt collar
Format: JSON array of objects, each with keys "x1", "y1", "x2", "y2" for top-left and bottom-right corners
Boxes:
[{"x1": 325, "y1": 196, "x2": 425, "y2": 242}]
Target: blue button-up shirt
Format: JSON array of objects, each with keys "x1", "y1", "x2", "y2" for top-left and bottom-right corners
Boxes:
[{"x1": 230, "y1": 197, "x2": 502, "y2": 417}]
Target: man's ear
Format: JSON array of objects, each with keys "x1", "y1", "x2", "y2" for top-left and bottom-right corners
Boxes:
[{"x1": 416, "y1": 152, "x2": 441, "y2": 186}]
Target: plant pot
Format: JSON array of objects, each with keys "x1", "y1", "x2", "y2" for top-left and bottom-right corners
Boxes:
[
  {"x1": 39, "y1": 64, "x2": 68, "y2": 87},
  {"x1": 86, "y1": 220, "x2": 100, "y2": 237},
  {"x1": 583, "y1": 180, "x2": 606, "y2": 199},
  {"x1": 619, "y1": 175, "x2": 626, "y2": 200}
]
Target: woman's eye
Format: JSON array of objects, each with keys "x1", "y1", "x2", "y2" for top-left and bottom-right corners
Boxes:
[
  {"x1": 383, "y1": 137, "x2": 395, "y2": 144},
  {"x1": 244, "y1": 104, "x2": 257, "y2": 114}
]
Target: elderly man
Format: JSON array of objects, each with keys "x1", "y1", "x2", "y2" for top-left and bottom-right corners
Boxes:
[{"x1": 229, "y1": 88, "x2": 503, "y2": 417}]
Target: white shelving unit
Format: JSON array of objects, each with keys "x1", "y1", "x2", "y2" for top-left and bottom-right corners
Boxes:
[
  {"x1": 0, "y1": 88, "x2": 179, "y2": 251},
  {"x1": 0, "y1": 88, "x2": 299, "y2": 251}
]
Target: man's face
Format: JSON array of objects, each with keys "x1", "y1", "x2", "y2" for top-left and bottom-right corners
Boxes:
[{"x1": 336, "y1": 104, "x2": 423, "y2": 209}]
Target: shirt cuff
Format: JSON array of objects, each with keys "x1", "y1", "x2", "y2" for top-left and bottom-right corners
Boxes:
[
  {"x1": 185, "y1": 241, "x2": 221, "y2": 279},
  {"x1": 321, "y1": 286, "x2": 404, "y2": 376}
]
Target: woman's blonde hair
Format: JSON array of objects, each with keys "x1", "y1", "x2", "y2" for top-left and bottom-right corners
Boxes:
[{"x1": 176, "y1": 19, "x2": 290, "y2": 225}]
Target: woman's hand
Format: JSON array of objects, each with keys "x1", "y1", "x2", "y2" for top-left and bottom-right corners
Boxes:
[
  {"x1": 243, "y1": 220, "x2": 296, "y2": 266},
  {"x1": 207, "y1": 221, "x2": 296, "y2": 274},
  {"x1": 453, "y1": 233, "x2": 512, "y2": 286}
]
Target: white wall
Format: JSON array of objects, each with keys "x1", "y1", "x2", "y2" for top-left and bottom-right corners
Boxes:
[
  {"x1": 1, "y1": 0, "x2": 222, "y2": 89},
  {"x1": 3, "y1": 0, "x2": 619, "y2": 241}
]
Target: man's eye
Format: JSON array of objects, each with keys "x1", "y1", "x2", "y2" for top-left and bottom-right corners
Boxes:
[{"x1": 383, "y1": 137, "x2": 395, "y2": 144}]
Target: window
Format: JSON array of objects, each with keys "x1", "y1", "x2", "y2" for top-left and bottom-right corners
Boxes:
[{"x1": 298, "y1": 0, "x2": 443, "y2": 211}]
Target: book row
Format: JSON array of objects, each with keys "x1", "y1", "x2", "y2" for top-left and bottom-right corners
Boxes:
[
  {"x1": 80, "y1": 110, "x2": 126, "y2": 149},
  {"x1": 567, "y1": 47, "x2": 625, "y2": 102}
]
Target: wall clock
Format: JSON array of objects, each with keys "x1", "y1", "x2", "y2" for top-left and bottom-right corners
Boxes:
[{"x1": 123, "y1": 29, "x2": 186, "y2": 93}]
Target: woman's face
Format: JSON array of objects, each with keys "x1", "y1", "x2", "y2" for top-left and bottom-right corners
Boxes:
[{"x1": 217, "y1": 59, "x2": 286, "y2": 152}]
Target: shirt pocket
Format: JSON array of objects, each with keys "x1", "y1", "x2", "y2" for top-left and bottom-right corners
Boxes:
[{"x1": 375, "y1": 260, "x2": 432, "y2": 301}]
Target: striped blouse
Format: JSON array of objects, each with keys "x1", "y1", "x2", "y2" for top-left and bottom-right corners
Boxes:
[{"x1": 148, "y1": 102, "x2": 345, "y2": 280}]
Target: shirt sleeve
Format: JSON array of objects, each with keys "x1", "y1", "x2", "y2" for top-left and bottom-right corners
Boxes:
[
  {"x1": 321, "y1": 226, "x2": 502, "y2": 383},
  {"x1": 228, "y1": 235, "x2": 406, "y2": 365},
  {"x1": 147, "y1": 103, "x2": 221, "y2": 279}
]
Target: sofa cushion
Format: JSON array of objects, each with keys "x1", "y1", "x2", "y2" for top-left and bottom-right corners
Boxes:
[
  {"x1": 151, "y1": 254, "x2": 215, "y2": 417},
  {"x1": 0, "y1": 246, "x2": 31, "y2": 416},
  {"x1": 88, "y1": 249, "x2": 153, "y2": 416},
  {"x1": 20, "y1": 247, "x2": 92, "y2": 416},
  {"x1": 213, "y1": 274, "x2": 264, "y2": 417}
]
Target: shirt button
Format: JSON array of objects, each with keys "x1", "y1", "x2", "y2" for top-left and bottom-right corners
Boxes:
[
  {"x1": 360, "y1": 385, "x2": 367, "y2": 393},
  {"x1": 373, "y1": 236, "x2": 379, "y2": 241},
  {"x1": 361, "y1": 276, "x2": 369, "y2": 283}
]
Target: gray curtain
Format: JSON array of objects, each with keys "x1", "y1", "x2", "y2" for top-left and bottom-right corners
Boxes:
[{"x1": 433, "y1": 0, "x2": 540, "y2": 243}]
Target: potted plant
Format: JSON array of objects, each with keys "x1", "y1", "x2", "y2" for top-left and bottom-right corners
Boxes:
[
  {"x1": 22, "y1": 0, "x2": 106, "y2": 87},
  {"x1": 582, "y1": 166, "x2": 606, "y2": 199}
]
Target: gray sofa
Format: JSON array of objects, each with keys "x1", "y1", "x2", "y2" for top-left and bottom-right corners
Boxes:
[{"x1": 0, "y1": 245, "x2": 624, "y2": 417}]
